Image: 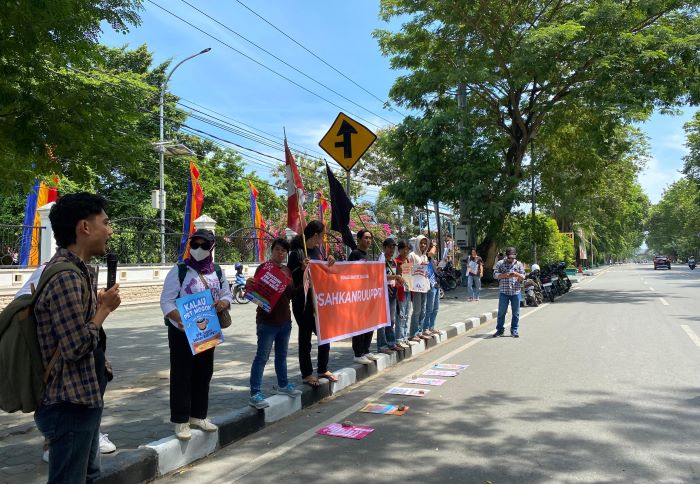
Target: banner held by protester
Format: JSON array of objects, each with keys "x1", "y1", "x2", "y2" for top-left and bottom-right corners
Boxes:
[{"x1": 309, "y1": 260, "x2": 390, "y2": 344}]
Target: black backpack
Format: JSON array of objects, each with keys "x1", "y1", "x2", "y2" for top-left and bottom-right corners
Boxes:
[{"x1": 0, "y1": 262, "x2": 83, "y2": 413}]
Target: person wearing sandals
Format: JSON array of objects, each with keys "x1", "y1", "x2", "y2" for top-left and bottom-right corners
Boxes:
[
  {"x1": 394, "y1": 240, "x2": 412, "y2": 348},
  {"x1": 408, "y1": 235, "x2": 431, "y2": 343},
  {"x1": 376, "y1": 238, "x2": 406, "y2": 354},
  {"x1": 466, "y1": 247, "x2": 483, "y2": 301},
  {"x1": 246, "y1": 238, "x2": 304, "y2": 409},
  {"x1": 422, "y1": 240, "x2": 441, "y2": 336},
  {"x1": 160, "y1": 229, "x2": 233, "y2": 440},
  {"x1": 288, "y1": 221, "x2": 337, "y2": 387}
]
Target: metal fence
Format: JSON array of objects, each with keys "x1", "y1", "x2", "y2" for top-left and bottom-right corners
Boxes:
[
  {"x1": 0, "y1": 218, "x2": 355, "y2": 267},
  {"x1": 0, "y1": 224, "x2": 44, "y2": 267}
]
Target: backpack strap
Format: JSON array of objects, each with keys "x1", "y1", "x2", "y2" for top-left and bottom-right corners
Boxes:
[
  {"x1": 177, "y1": 262, "x2": 188, "y2": 287},
  {"x1": 214, "y1": 264, "x2": 223, "y2": 288},
  {"x1": 32, "y1": 262, "x2": 85, "y2": 383}
]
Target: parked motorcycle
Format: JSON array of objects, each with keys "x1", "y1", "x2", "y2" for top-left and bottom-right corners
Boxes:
[
  {"x1": 554, "y1": 261, "x2": 572, "y2": 293},
  {"x1": 522, "y1": 266, "x2": 543, "y2": 307},
  {"x1": 437, "y1": 261, "x2": 459, "y2": 291},
  {"x1": 539, "y1": 265, "x2": 557, "y2": 302}
]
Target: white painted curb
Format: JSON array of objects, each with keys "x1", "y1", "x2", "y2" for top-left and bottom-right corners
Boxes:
[
  {"x1": 264, "y1": 394, "x2": 302, "y2": 423},
  {"x1": 330, "y1": 367, "x2": 357, "y2": 393},
  {"x1": 144, "y1": 428, "x2": 218, "y2": 476}
]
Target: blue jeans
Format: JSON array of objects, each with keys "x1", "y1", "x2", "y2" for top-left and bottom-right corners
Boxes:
[
  {"x1": 250, "y1": 321, "x2": 292, "y2": 395},
  {"x1": 496, "y1": 292, "x2": 521, "y2": 333},
  {"x1": 467, "y1": 275, "x2": 481, "y2": 299},
  {"x1": 378, "y1": 296, "x2": 398, "y2": 350},
  {"x1": 409, "y1": 291, "x2": 427, "y2": 336},
  {"x1": 396, "y1": 296, "x2": 410, "y2": 342},
  {"x1": 34, "y1": 402, "x2": 103, "y2": 484},
  {"x1": 424, "y1": 287, "x2": 440, "y2": 330}
]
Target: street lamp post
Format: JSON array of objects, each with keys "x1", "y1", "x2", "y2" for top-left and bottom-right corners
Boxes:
[{"x1": 158, "y1": 47, "x2": 211, "y2": 264}]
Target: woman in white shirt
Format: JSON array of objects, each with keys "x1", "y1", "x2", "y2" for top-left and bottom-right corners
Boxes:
[{"x1": 160, "y1": 229, "x2": 233, "y2": 440}]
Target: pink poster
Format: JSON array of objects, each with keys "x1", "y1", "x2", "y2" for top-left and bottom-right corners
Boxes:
[
  {"x1": 316, "y1": 423, "x2": 375, "y2": 440},
  {"x1": 244, "y1": 261, "x2": 291, "y2": 312}
]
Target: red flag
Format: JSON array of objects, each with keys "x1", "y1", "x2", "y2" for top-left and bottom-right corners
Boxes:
[{"x1": 284, "y1": 139, "x2": 305, "y2": 234}]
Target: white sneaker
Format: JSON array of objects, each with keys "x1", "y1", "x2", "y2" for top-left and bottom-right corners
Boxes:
[
  {"x1": 175, "y1": 423, "x2": 192, "y2": 440},
  {"x1": 189, "y1": 418, "x2": 218, "y2": 432},
  {"x1": 42, "y1": 449, "x2": 49, "y2": 463},
  {"x1": 99, "y1": 433, "x2": 117, "y2": 454},
  {"x1": 364, "y1": 353, "x2": 380, "y2": 361},
  {"x1": 353, "y1": 355, "x2": 372, "y2": 364}
]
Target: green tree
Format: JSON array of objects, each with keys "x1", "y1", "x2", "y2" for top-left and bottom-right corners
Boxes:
[
  {"x1": 0, "y1": 1, "x2": 145, "y2": 192},
  {"x1": 683, "y1": 110, "x2": 700, "y2": 185},
  {"x1": 374, "y1": 0, "x2": 700, "y2": 268},
  {"x1": 646, "y1": 179, "x2": 700, "y2": 257}
]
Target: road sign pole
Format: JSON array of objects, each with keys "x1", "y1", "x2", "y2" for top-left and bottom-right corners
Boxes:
[{"x1": 346, "y1": 170, "x2": 352, "y2": 258}]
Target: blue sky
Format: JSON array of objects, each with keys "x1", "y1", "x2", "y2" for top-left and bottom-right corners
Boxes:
[{"x1": 100, "y1": 1, "x2": 695, "y2": 206}]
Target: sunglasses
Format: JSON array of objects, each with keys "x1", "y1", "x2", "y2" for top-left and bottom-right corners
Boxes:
[{"x1": 190, "y1": 241, "x2": 212, "y2": 250}]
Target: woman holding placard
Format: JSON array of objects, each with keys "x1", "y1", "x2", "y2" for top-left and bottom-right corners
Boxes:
[{"x1": 160, "y1": 229, "x2": 233, "y2": 441}]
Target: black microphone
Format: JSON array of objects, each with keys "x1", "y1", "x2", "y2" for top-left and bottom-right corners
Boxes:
[{"x1": 106, "y1": 253, "x2": 118, "y2": 289}]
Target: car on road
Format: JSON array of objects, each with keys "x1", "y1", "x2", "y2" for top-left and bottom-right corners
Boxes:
[{"x1": 653, "y1": 255, "x2": 671, "y2": 270}]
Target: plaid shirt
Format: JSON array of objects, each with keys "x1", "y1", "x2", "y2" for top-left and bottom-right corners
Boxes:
[
  {"x1": 494, "y1": 258, "x2": 526, "y2": 295},
  {"x1": 35, "y1": 248, "x2": 102, "y2": 408}
]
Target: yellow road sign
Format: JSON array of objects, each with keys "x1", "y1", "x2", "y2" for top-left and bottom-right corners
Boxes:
[{"x1": 318, "y1": 112, "x2": 377, "y2": 171}]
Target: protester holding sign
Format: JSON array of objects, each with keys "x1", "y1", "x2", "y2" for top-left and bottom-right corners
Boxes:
[
  {"x1": 288, "y1": 221, "x2": 337, "y2": 387},
  {"x1": 246, "y1": 238, "x2": 304, "y2": 409},
  {"x1": 350, "y1": 229, "x2": 379, "y2": 364},
  {"x1": 395, "y1": 240, "x2": 412, "y2": 347},
  {"x1": 408, "y1": 235, "x2": 431, "y2": 342},
  {"x1": 376, "y1": 238, "x2": 405, "y2": 354},
  {"x1": 160, "y1": 229, "x2": 233, "y2": 441}
]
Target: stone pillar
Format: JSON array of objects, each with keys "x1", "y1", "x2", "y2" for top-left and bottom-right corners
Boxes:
[
  {"x1": 193, "y1": 214, "x2": 217, "y2": 261},
  {"x1": 37, "y1": 202, "x2": 56, "y2": 265}
]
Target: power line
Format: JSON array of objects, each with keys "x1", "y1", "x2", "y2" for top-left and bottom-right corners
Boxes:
[
  {"x1": 233, "y1": 0, "x2": 407, "y2": 118},
  {"x1": 179, "y1": 0, "x2": 398, "y2": 126},
  {"x1": 146, "y1": 0, "x2": 385, "y2": 130}
]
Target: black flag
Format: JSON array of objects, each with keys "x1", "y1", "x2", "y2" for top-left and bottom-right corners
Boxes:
[{"x1": 326, "y1": 163, "x2": 357, "y2": 251}]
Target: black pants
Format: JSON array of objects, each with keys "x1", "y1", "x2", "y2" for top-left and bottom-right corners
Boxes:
[
  {"x1": 352, "y1": 331, "x2": 374, "y2": 357},
  {"x1": 168, "y1": 324, "x2": 214, "y2": 423},
  {"x1": 293, "y1": 304, "x2": 330, "y2": 378}
]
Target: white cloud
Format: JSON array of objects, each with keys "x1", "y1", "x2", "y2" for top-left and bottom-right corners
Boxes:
[{"x1": 638, "y1": 155, "x2": 683, "y2": 204}]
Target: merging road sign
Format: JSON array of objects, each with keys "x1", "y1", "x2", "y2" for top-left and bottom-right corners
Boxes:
[{"x1": 319, "y1": 112, "x2": 377, "y2": 171}]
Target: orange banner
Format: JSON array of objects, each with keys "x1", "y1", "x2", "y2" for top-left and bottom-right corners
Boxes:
[{"x1": 309, "y1": 261, "x2": 390, "y2": 345}]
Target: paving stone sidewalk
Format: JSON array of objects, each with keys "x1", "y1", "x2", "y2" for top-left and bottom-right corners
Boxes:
[{"x1": 0, "y1": 284, "x2": 499, "y2": 484}]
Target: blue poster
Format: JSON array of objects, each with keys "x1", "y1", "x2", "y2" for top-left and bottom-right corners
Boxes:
[{"x1": 175, "y1": 289, "x2": 224, "y2": 355}]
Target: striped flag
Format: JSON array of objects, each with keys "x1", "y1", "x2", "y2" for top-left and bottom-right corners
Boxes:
[
  {"x1": 178, "y1": 161, "x2": 204, "y2": 261},
  {"x1": 249, "y1": 181, "x2": 266, "y2": 262},
  {"x1": 19, "y1": 178, "x2": 58, "y2": 266}
]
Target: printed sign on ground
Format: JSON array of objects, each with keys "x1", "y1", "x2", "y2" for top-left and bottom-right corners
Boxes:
[
  {"x1": 432, "y1": 364, "x2": 469, "y2": 372},
  {"x1": 423, "y1": 369, "x2": 458, "y2": 377},
  {"x1": 176, "y1": 290, "x2": 224, "y2": 355},
  {"x1": 406, "y1": 377, "x2": 446, "y2": 386},
  {"x1": 309, "y1": 260, "x2": 390, "y2": 344},
  {"x1": 360, "y1": 403, "x2": 409, "y2": 415},
  {"x1": 244, "y1": 261, "x2": 291, "y2": 312},
  {"x1": 386, "y1": 387, "x2": 430, "y2": 397},
  {"x1": 316, "y1": 423, "x2": 374, "y2": 440}
]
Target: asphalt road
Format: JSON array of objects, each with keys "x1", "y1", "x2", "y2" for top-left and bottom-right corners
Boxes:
[{"x1": 159, "y1": 264, "x2": 700, "y2": 483}]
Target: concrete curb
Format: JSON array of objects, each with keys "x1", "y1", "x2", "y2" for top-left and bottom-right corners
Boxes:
[{"x1": 104, "y1": 310, "x2": 497, "y2": 482}]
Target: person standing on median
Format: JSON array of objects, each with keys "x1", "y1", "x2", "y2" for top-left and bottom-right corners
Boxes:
[
  {"x1": 246, "y1": 238, "x2": 304, "y2": 409},
  {"x1": 493, "y1": 246, "x2": 526, "y2": 338},
  {"x1": 408, "y1": 235, "x2": 431, "y2": 343},
  {"x1": 160, "y1": 229, "x2": 233, "y2": 440},
  {"x1": 350, "y1": 229, "x2": 379, "y2": 364},
  {"x1": 376, "y1": 238, "x2": 405, "y2": 355},
  {"x1": 33, "y1": 193, "x2": 121, "y2": 484}
]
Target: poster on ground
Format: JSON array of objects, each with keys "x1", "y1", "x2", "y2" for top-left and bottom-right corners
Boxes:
[
  {"x1": 386, "y1": 387, "x2": 430, "y2": 397},
  {"x1": 316, "y1": 423, "x2": 374, "y2": 440},
  {"x1": 244, "y1": 261, "x2": 291, "y2": 312},
  {"x1": 406, "y1": 377, "x2": 446, "y2": 386},
  {"x1": 432, "y1": 364, "x2": 469, "y2": 373},
  {"x1": 423, "y1": 369, "x2": 458, "y2": 377},
  {"x1": 309, "y1": 260, "x2": 390, "y2": 345},
  {"x1": 359, "y1": 403, "x2": 409, "y2": 415},
  {"x1": 176, "y1": 290, "x2": 224, "y2": 355}
]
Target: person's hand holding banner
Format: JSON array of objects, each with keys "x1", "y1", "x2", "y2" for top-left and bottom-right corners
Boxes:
[{"x1": 308, "y1": 260, "x2": 390, "y2": 344}]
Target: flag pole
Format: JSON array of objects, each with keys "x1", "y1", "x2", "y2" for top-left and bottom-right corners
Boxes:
[{"x1": 285, "y1": 127, "x2": 307, "y2": 256}]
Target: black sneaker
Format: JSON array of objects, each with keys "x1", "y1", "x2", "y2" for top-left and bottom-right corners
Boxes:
[
  {"x1": 493, "y1": 331, "x2": 504, "y2": 338},
  {"x1": 511, "y1": 332, "x2": 519, "y2": 338}
]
